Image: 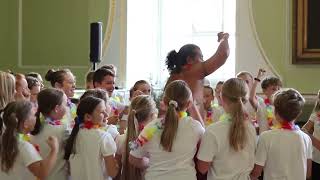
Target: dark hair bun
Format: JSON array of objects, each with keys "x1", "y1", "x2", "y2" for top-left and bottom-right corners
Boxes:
[
  {"x1": 45, "y1": 69, "x2": 56, "y2": 81},
  {"x1": 166, "y1": 50, "x2": 178, "y2": 72}
]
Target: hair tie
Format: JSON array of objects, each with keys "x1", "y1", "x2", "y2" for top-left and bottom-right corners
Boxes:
[{"x1": 169, "y1": 100, "x2": 178, "y2": 108}]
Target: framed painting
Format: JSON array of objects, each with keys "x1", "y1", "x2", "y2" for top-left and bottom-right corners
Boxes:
[{"x1": 293, "y1": 0, "x2": 320, "y2": 64}]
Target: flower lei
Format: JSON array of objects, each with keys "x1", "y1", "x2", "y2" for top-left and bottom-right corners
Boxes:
[
  {"x1": 45, "y1": 117, "x2": 62, "y2": 126},
  {"x1": 67, "y1": 99, "x2": 77, "y2": 119},
  {"x1": 271, "y1": 121, "x2": 299, "y2": 131},
  {"x1": 265, "y1": 98, "x2": 274, "y2": 127},
  {"x1": 205, "y1": 110, "x2": 214, "y2": 127},
  {"x1": 18, "y1": 133, "x2": 40, "y2": 153},
  {"x1": 219, "y1": 113, "x2": 249, "y2": 123},
  {"x1": 40, "y1": 114, "x2": 67, "y2": 126},
  {"x1": 129, "y1": 111, "x2": 187, "y2": 150},
  {"x1": 219, "y1": 113, "x2": 232, "y2": 122},
  {"x1": 80, "y1": 121, "x2": 102, "y2": 129}
]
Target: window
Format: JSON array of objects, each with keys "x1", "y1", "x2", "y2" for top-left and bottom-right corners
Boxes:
[{"x1": 127, "y1": 0, "x2": 235, "y2": 88}]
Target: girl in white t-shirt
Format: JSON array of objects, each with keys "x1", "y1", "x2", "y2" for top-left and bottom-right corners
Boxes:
[
  {"x1": 302, "y1": 90, "x2": 320, "y2": 180},
  {"x1": 64, "y1": 96, "x2": 119, "y2": 180},
  {"x1": 80, "y1": 89, "x2": 120, "y2": 139},
  {"x1": 0, "y1": 100, "x2": 59, "y2": 180},
  {"x1": 130, "y1": 80, "x2": 205, "y2": 180},
  {"x1": 197, "y1": 78, "x2": 257, "y2": 180},
  {"x1": 251, "y1": 88, "x2": 312, "y2": 180},
  {"x1": 30, "y1": 88, "x2": 69, "y2": 180},
  {"x1": 116, "y1": 95, "x2": 157, "y2": 180}
]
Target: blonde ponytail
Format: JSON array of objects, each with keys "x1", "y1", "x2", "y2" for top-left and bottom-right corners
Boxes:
[
  {"x1": 222, "y1": 78, "x2": 248, "y2": 151},
  {"x1": 160, "y1": 103, "x2": 179, "y2": 152},
  {"x1": 229, "y1": 99, "x2": 247, "y2": 151},
  {"x1": 161, "y1": 80, "x2": 192, "y2": 152},
  {"x1": 122, "y1": 95, "x2": 157, "y2": 180}
]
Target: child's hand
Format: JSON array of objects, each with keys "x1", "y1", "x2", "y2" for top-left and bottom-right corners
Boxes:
[
  {"x1": 47, "y1": 136, "x2": 59, "y2": 153},
  {"x1": 107, "y1": 115, "x2": 119, "y2": 125},
  {"x1": 218, "y1": 32, "x2": 229, "y2": 42},
  {"x1": 132, "y1": 90, "x2": 143, "y2": 99},
  {"x1": 257, "y1": 68, "x2": 266, "y2": 79}
]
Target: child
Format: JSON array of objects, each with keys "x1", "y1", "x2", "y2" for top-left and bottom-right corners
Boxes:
[
  {"x1": 116, "y1": 95, "x2": 157, "y2": 180},
  {"x1": 80, "y1": 89, "x2": 119, "y2": 139},
  {"x1": 203, "y1": 85, "x2": 223, "y2": 126},
  {"x1": 0, "y1": 71, "x2": 15, "y2": 110},
  {"x1": 0, "y1": 100, "x2": 59, "y2": 180},
  {"x1": 236, "y1": 71, "x2": 262, "y2": 128},
  {"x1": 250, "y1": 88, "x2": 312, "y2": 180},
  {"x1": 26, "y1": 76, "x2": 41, "y2": 108},
  {"x1": 302, "y1": 90, "x2": 320, "y2": 180},
  {"x1": 15, "y1": 73, "x2": 30, "y2": 101},
  {"x1": 93, "y1": 68, "x2": 125, "y2": 127},
  {"x1": 130, "y1": 80, "x2": 204, "y2": 180},
  {"x1": 119, "y1": 80, "x2": 152, "y2": 134},
  {"x1": 26, "y1": 72, "x2": 44, "y2": 89},
  {"x1": 64, "y1": 96, "x2": 119, "y2": 180},
  {"x1": 30, "y1": 88, "x2": 69, "y2": 180},
  {"x1": 250, "y1": 69, "x2": 282, "y2": 133},
  {"x1": 197, "y1": 78, "x2": 257, "y2": 180},
  {"x1": 214, "y1": 81, "x2": 224, "y2": 106},
  {"x1": 85, "y1": 71, "x2": 95, "y2": 89},
  {"x1": 45, "y1": 69, "x2": 77, "y2": 125}
]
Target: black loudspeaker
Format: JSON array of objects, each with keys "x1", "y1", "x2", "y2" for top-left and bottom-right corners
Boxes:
[{"x1": 90, "y1": 22, "x2": 102, "y2": 64}]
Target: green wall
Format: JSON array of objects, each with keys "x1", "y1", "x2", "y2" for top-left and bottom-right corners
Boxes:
[
  {"x1": 0, "y1": 0, "x2": 109, "y2": 88},
  {"x1": 252, "y1": 0, "x2": 320, "y2": 94}
]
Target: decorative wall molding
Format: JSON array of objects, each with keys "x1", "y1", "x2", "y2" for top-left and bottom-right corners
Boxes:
[
  {"x1": 17, "y1": 0, "x2": 87, "y2": 69},
  {"x1": 248, "y1": 0, "x2": 282, "y2": 79}
]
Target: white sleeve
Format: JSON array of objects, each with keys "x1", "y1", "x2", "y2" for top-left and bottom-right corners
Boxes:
[
  {"x1": 191, "y1": 119, "x2": 205, "y2": 140},
  {"x1": 21, "y1": 142, "x2": 42, "y2": 167},
  {"x1": 100, "y1": 132, "x2": 117, "y2": 157},
  {"x1": 106, "y1": 125, "x2": 120, "y2": 139},
  {"x1": 197, "y1": 129, "x2": 218, "y2": 162},
  {"x1": 309, "y1": 112, "x2": 318, "y2": 123},
  {"x1": 115, "y1": 134, "x2": 126, "y2": 155},
  {"x1": 255, "y1": 133, "x2": 268, "y2": 166}
]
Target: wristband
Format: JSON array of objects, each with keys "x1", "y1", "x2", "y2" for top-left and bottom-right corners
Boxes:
[{"x1": 254, "y1": 78, "x2": 261, "y2": 82}]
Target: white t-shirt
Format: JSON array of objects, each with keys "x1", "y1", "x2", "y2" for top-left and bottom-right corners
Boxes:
[
  {"x1": 197, "y1": 120, "x2": 257, "y2": 180},
  {"x1": 308, "y1": 112, "x2": 320, "y2": 164},
  {"x1": 69, "y1": 128, "x2": 117, "y2": 180},
  {"x1": 0, "y1": 140, "x2": 42, "y2": 180},
  {"x1": 255, "y1": 128, "x2": 312, "y2": 180},
  {"x1": 104, "y1": 124, "x2": 120, "y2": 139},
  {"x1": 31, "y1": 123, "x2": 70, "y2": 180},
  {"x1": 130, "y1": 117, "x2": 204, "y2": 180}
]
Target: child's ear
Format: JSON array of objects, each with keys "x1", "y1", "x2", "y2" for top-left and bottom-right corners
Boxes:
[
  {"x1": 84, "y1": 113, "x2": 92, "y2": 121},
  {"x1": 54, "y1": 104, "x2": 60, "y2": 113},
  {"x1": 54, "y1": 82, "x2": 63, "y2": 89},
  {"x1": 186, "y1": 100, "x2": 192, "y2": 109}
]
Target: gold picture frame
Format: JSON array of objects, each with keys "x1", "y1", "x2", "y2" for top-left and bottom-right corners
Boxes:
[{"x1": 293, "y1": 0, "x2": 320, "y2": 64}]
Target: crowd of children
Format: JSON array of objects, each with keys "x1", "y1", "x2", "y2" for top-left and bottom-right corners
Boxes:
[{"x1": 0, "y1": 32, "x2": 319, "y2": 180}]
